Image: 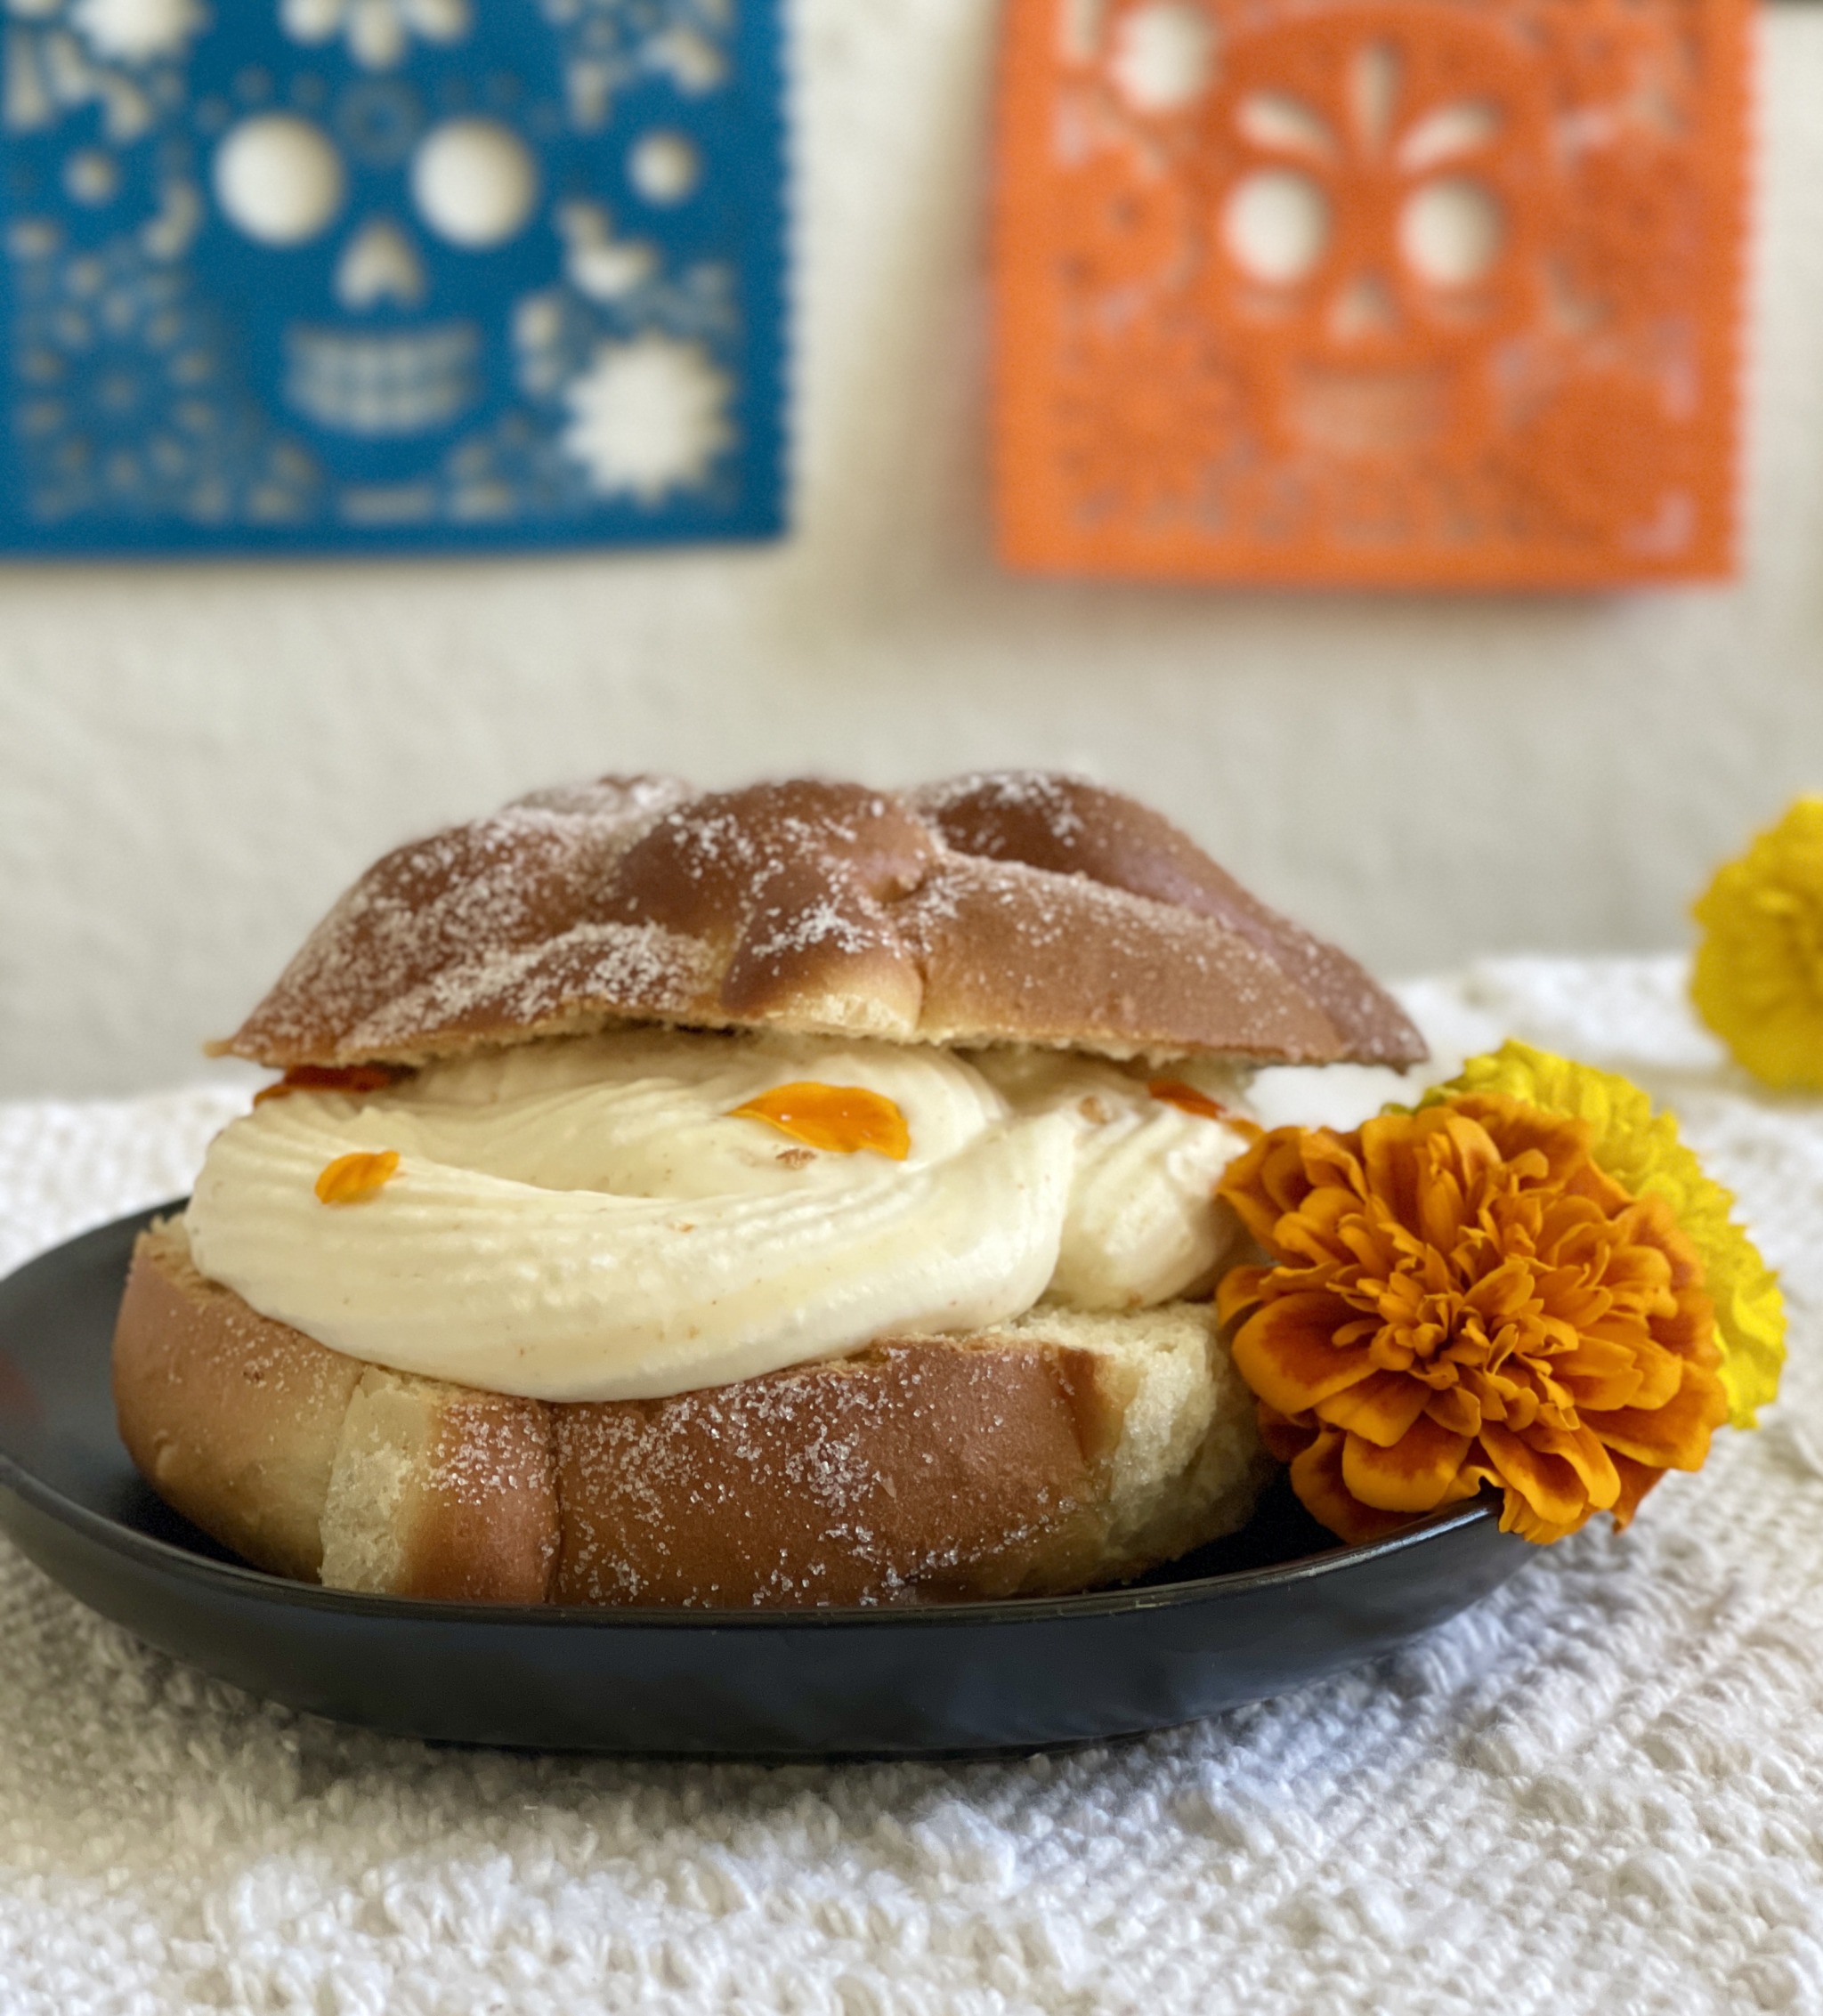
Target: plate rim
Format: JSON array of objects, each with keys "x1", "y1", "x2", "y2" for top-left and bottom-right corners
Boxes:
[{"x1": 0, "y1": 1204, "x2": 1503, "y2": 1635}]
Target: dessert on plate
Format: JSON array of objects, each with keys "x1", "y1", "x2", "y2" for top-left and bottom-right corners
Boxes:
[{"x1": 113, "y1": 772, "x2": 1424, "y2": 1606}]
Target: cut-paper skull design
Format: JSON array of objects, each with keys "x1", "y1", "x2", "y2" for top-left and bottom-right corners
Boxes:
[
  {"x1": 0, "y1": 0, "x2": 783, "y2": 552},
  {"x1": 998, "y1": 0, "x2": 1749, "y2": 586}
]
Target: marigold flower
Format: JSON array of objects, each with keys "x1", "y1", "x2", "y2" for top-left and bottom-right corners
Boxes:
[
  {"x1": 1218, "y1": 1095, "x2": 1729, "y2": 1547},
  {"x1": 1421, "y1": 1043, "x2": 1784, "y2": 1428},
  {"x1": 1691, "y1": 796, "x2": 1823, "y2": 1093}
]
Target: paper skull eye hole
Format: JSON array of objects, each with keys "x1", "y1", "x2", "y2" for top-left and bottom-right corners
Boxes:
[
  {"x1": 77, "y1": 0, "x2": 207, "y2": 65},
  {"x1": 1398, "y1": 175, "x2": 1503, "y2": 287},
  {"x1": 1112, "y1": 1, "x2": 1217, "y2": 112},
  {"x1": 215, "y1": 113, "x2": 345, "y2": 247},
  {"x1": 410, "y1": 117, "x2": 539, "y2": 248},
  {"x1": 1222, "y1": 166, "x2": 1331, "y2": 285}
]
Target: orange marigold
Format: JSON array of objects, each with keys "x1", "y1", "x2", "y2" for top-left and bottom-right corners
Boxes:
[{"x1": 1216, "y1": 1095, "x2": 1728, "y2": 1546}]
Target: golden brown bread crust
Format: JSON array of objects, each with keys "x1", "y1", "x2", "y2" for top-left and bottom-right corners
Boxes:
[
  {"x1": 112, "y1": 1225, "x2": 361, "y2": 1582},
  {"x1": 552, "y1": 1342, "x2": 1122, "y2": 1606},
  {"x1": 320, "y1": 1367, "x2": 559, "y2": 1602},
  {"x1": 113, "y1": 1222, "x2": 1271, "y2": 1607},
  {"x1": 212, "y1": 771, "x2": 1424, "y2": 1072}
]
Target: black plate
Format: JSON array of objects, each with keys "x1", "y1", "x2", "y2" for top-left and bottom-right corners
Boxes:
[{"x1": 0, "y1": 1207, "x2": 1528, "y2": 1757}]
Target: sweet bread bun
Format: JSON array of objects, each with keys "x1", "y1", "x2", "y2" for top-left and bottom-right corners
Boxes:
[
  {"x1": 122, "y1": 768, "x2": 1417, "y2": 1607},
  {"x1": 115, "y1": 1219, "x2": 1275, "y2": 1607},
  {"x1": 210, "y1": 771, "x2": 1423, "y2": 1073}
]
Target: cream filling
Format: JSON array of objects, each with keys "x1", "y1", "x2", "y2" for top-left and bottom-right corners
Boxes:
[{"x1": 185, "y1": 1029, "x2": 1255, "y2": 1402}]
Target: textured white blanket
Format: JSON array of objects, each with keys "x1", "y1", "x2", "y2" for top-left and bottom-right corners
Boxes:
[{"x1": 2, "y1": 959, "x2": 1819, "y2": 2015}]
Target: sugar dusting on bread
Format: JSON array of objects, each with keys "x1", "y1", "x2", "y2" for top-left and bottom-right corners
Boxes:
[
  {"x1": 548, "y1": 1308, "x2": 1268, "y2": 1608},
  {"x1": 117, "y1": 1220, "x2": 1273, "y2": 1607},
  {"x1": 215, "y1": 770, "x2": 1424, "y2": 1073},
  {"x1": 227, "y1": 778, "x2": 696, "y2": 1062},
  {"x1": 121, "y1": 768, "x2": 1405, "y2": 1609}
]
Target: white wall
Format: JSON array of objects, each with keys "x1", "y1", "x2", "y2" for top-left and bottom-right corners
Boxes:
[{"x1": 4, "y1": 1, "x2": 1822, "y2": 1098}]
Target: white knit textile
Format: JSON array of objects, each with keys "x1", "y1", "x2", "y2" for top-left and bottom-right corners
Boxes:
[{"x1": 1, "y1": 958, "x2": 1820, "y2": 2016}]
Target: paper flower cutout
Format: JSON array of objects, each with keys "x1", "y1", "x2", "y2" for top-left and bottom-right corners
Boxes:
[
  {"x1": 1692, "y1": 797, "x2": 1823, "y2": 1097},
  {"x1": 1218, "y1": 1080, "x2": 1739, "y2": 1546},
  {"x1": 280, "y1": 0, "x2": 471, "y2": 73},
  {"x1": 1426, "y1": 1043, "x2": 1785, "y2": 1428},
  {"x1": 560, "y1": 336, "x2": 732, "y2": 504}
]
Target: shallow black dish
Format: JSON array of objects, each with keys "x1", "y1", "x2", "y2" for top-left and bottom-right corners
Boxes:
[{"x1": 0, "y1": 1207, "x2": 1528, "y2": 1757}]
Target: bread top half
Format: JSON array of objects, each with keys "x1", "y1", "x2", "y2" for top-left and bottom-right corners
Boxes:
[{"x1": 212, "y1": 770, "x2": 1426, "y2": 1071}]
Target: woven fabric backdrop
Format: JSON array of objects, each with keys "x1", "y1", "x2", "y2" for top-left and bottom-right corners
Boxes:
[{"x1": 1, "y1": 957, "x2": 1819, "y2": 2014}]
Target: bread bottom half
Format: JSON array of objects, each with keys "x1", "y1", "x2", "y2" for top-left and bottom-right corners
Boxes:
[{"x1": 112, "y1": 1219, "x2": 1273, "y2": 1607}]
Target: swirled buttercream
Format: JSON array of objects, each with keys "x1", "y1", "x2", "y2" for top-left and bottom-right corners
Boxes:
[{"x1": 185, "y1": 1029, "x2": 1253, "y2": 1401}]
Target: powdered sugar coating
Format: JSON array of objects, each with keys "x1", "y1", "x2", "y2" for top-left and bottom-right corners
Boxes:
[
  {"x1": 547, "y1": 1324, "x2": 1223, "y2": 1608},
  {"x1": 218, "y1": 771, "x2": 1424, "y2": 1071}
]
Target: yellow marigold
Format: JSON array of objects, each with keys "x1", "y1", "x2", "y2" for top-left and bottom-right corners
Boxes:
[
  {"x1": 1421, "y1": 1042, "x2": 1784, "y2": 1429},
  {"x1": 1218, "y1": 1097, "x2": 1728, "y2": 1548},
  {"x1": 1691, "y1": 796, "x2": 1823, "y2": 1092}
]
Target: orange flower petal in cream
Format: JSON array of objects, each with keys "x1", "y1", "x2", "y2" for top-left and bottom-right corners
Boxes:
[
  {"x1": 255, "y1": 1064, "x2": 404, "y2": 1106},
  {"x1": 1147, "y1": 1078, "x2": 1259, "y2": 1133},
  {"x1": 1217, "y1": 1096, "x2": 1729, "y2": 1547},
  {"x1": 315, "y1": 1151, "x2": 402, "y2": 1206},
  {"x1": 729, "y1": 1083, "x2": 911, "y2": 1161}
]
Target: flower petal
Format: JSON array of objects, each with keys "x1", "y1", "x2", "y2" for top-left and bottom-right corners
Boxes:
[
  {"x1": 1340, "y1": 1416, "x2": 1473, "y2": 1514},
  {"x1": 1255, "y1": 1403, "x2": 1317, "y2": 1466},
  {"x1": 1288, "y1": 1430, "x2": 1420, "y2": 1543},
  {"x1": 1315, "y1": 1369, "x2": 1432, "y2": 1448},
  {"x1": 1218, "y1": 1130, "x2": 1318, "y2": 1250},
  {"x1": 1497, "y1": 1493, "x2": 1587, "y2": 1544},
  {"x1": 1532, "y1": 1422, "x2": 1623, "y2": 1510},
  {"x1": 1215, "y1": 1264, "x2": 1269, "y2": 1329},
  {"x1": 1479, "y1": 1423, "x2": 1614, "y2": 1527},
  {"x1": 1230, "y1": 1294, "x2": 1378, "y2": 1415},
  {"x1": 1590, "y1": 1363, "x2": 1728, "y2": 1472},
  {"x1": 1424, "y1": 1382, "x2": 1482, "y2": 1438},
  {"x1": 1608, "y1": 1450, "x2": 1667, "y2": 1530},
  {"x1": 1555, "y1": 1333, "x2": 1675, "y2": 1413}
]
